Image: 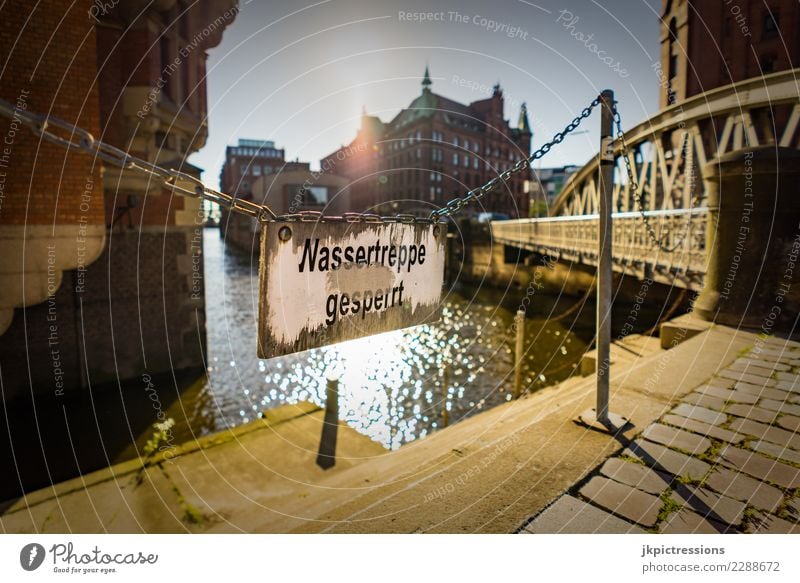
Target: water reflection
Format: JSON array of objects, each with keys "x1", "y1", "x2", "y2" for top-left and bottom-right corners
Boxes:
[{"x1": 202, "y1": 229, "x2": 591, "y2": 448}]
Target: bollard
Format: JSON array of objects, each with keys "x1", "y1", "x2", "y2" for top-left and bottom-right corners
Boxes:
[
  {"x1": 316, "y1": 374, "x2": 339, "y2": 470},
  {"x1": 442, "y1": 364, "x2": 450, "y2": 427},
  {"x1": 513, "y1": 309, "x2": 525, "y2": 399}
]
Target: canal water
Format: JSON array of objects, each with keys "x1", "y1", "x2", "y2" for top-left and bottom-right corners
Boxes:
[
  {"x1": 1, "y1": 227, "x2": 665, "y2": 501},
  {"x1": 199, "y1": 228, "x2": 595, "y2": 449}
]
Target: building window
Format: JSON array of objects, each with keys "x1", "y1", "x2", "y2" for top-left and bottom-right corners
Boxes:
[
  {"x1": 464, "y1": 139, "x2": 470, "y2": 150},
  {"x1": 417, "y1": 148, "x2": 422, "y2": 159},
  {"x1": 474, "y1": 142, "x2": 479, "y2": 153},
  {"x1": 264, "y1": 166, "x2": 272, "y2": 174},
  {"x1": 240, "y1": 164, "x2": 248, "y2": 174},
  {"x1": 763, "y1": 10, "x2": 779, "y2": 38},
  {"x1": 453, "y1": 153, "x2": 459, "y2": 165},
  {"x1": 463, "y1": 155, "x2": 470, "y2": 168},
  {"x1": 760, "y1": 53, "x2": 777, "y2": 73},
  {"x1": 473, "y1": 157, "x2": 479, "y2": 170},
  {"x1": 253, "y1": 165, "x2": 261, "y2": 176},
  {"x1": 453, "y1": 136, "x2": 459, "y2": 147}
]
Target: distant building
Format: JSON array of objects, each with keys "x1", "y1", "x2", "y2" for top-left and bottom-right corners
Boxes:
[
  {"x1": 660, "y1": 0, "x2": 800, "y2": 107},
  {"x1": 529, "y1": 165, "x2": 579, "y2": 215},
  {"x1": 219, "y1": 139, "x2": 351, "y2": 251},
  {"x1": 219, "y1": 138, "x2": 309, "y2": 199},
  {"x1": 322, "y1": 67, "x2": 533, "y2": 218}
]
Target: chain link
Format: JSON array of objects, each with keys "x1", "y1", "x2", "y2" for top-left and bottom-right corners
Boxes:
[
  {"x1": 429, "y1": 97, "x2": 602, "y2": 220},
  {"x1": 614, "y1": 106, "x2": 702, "y2": 253},
  {"x1": 0, "y1": 95, "x2": 603, "y2": 226}
]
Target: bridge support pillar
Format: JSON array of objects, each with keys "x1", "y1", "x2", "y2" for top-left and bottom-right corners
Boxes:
[{"x1": 695, "y1": 146, "x2": 800, "y2": 331}]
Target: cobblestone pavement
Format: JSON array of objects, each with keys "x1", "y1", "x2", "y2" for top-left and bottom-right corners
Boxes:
[{"x1": 520, "y1": 336, "x2": 800, "y2": 534}]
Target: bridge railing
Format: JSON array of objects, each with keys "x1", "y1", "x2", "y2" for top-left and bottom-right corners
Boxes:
[
  {"x1": 550, "y1": 69, "x2": 800, "y2": 218},
  {"x1": 491, "y1": 208, "x2": 708, "y2": 289}
]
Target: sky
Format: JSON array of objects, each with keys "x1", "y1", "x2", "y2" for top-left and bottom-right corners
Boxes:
[{"x1": 189, "y1": 0, "x2": 663, "y2": 188}]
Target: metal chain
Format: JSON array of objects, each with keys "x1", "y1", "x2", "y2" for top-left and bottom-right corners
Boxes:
[
  {"x1": 429, "y1": 96, "x2": 602, "y2": 220},
  {"x1": 0, "y1": 97, "x2": 277, "y2": 222},
  {"x1": 0, "y1": 95, "x2": 602, "y2": 225},
  {"x1": 614, "y1": 106, "x2": 702, "y2": 253}
]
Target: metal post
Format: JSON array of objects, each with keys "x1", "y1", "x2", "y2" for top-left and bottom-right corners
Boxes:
[
  {"x1": 513, "y1": 309, "x2": 525, "y2": 399},
  {"x1": 442, "y1": 364, "x2": 450, "y2": 427},
  {"x1": 576, "y1": 90, "x2": 630, "y2": 433},
  {"x1": 316, "y1": 374, "x2": 339, "y2": 469},
  {"x1": 596, "y1": 90, "x2": 614, "y2": 422}
]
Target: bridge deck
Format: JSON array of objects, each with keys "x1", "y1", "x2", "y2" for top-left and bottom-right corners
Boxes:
[{"x1": 491, "y1": 208, "x2": 708, "y2": 290}]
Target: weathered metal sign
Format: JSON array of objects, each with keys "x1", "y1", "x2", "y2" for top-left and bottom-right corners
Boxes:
[{"x1": 257, "y1": 221, "x2": 445, "y2": 358}]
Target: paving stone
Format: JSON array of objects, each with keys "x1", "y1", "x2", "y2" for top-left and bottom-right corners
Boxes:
[
  {"x1": 749, "y1": 346, "x2": 798, "y2": 359},
  {"x1": 705, "y1": 467, "x2": 785, "y2": 513},
  {"x1": 698, "y1": 385, "x2": 759, "y2": 405},
  {"x1": 726, "y1": 362, "x2": 784, "y2": 379},
  {"x1": 734, "y1": 382, "x2": 800, "y2": 401},
  {"x1": 775, "y1": 371, "x2": 799, "y2": 383},
  {"x1": 787, "y1": 498, "x2": 800, "y2": 521},
  {"x1": 659, "y1": 508, "x2": 735, "y2": 533},
  {"x1": 599, "y1": 458, "x2": 671, "y2": 495},
  {"x1": 731, "y1": 358, "x2": 790, "y2": 372},
  {"x1": 728, "y1": 418, "x2": 800, "y2": 451},
  {"x1": 789, "y1": 359, "x2": 800, "y2": 367},
  {"x1": 671, "y1": 403, "x2": 727, "y2": 426},
  {"x1": 668, "y1": 485, "x2": 747, "y2": 526},
  {"x1": 724, "y1": 404, "x2": 778, "y2": 424},
  {"x1": 661, "y1": 414, "x2": 745, "y2": 444},
  {"x1": 718, "y1": 369, "x2": 777, "y2": 386},
  {"x1": 747, "y1": 351, "x2": 795, "y2": 366},
  {"x1": 774, "y1": 379, "x2": 800, "y2": 393},
  {"x1": 683, "y1": 392, "x2": 727, "y2": 411},
  {"x1": 751, "y1": 440, "x2": 800, "y2": 465},
  {"x1": 759, "y1": 399, "x2": 800, "y2": 417},
  {"x1": 747, "y1": 511, "x2": 800, "y2": 533},
  {"x1": 578, "y1": 476, "x2": 662, "y2": 528},
  {"x1": 717, "y1": 446, "x2": 800, "y2": 489},
  {"x1": 777, "y1": 415, "x2": 800, "y2": 432},
  {"x1": 522, "y1": 495, "x2": 646, "y2": 534},
  {"x1": 623, "y1": 439, "x2": 711, "y2": 481},
  {"x1": 706, "y1": 376, "x2": 735, "y2": 389},
  {"x1": 642, "y1": 424, "x2": 712, "y2": 455}
]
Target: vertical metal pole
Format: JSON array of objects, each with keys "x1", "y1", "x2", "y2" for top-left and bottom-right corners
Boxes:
[
  {"x1": 513, "y1": 309, "x2": 525, "y2": 399},
  {"x1": 442, "y1": 364, "x2": 450, "y2": 427},
  {"x1": 596, "y1": 90, "x2": 615, "y2": 423},
  {"x1": 316, "y1": 374, "x2": 339, "y2": 469}
]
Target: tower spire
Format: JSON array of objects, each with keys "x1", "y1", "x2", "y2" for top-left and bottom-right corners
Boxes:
[
  {"x1": 518, "y1": 102, "x2": 531, "y2": 134},
  {"x1": 422, "y1": 65, "x2": 432, "y2": 92}
]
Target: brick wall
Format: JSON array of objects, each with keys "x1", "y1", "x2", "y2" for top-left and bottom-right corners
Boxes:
[{"x1": 0, "y1": 0, "x2": 103, "y2": 227}]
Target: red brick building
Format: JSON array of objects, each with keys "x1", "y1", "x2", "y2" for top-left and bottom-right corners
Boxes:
[
  {"x1": 323, "y1": 68, "x2": 533, "y2": 218},
  {"x1": 0, "y1": 0, "x2": 237, "y2": 400},
  {"x1": 660, "y1": 0, "x2": 800, "y2": 107}
]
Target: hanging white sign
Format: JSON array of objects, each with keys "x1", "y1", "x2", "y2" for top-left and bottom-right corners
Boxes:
[{"x1": 258, "y1": 221, "x2": 446, "y2": 358}]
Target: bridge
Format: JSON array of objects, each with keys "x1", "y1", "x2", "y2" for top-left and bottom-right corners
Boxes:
[{"x1": 492, "y1": 69, "x2": 800, "y2": 292}]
